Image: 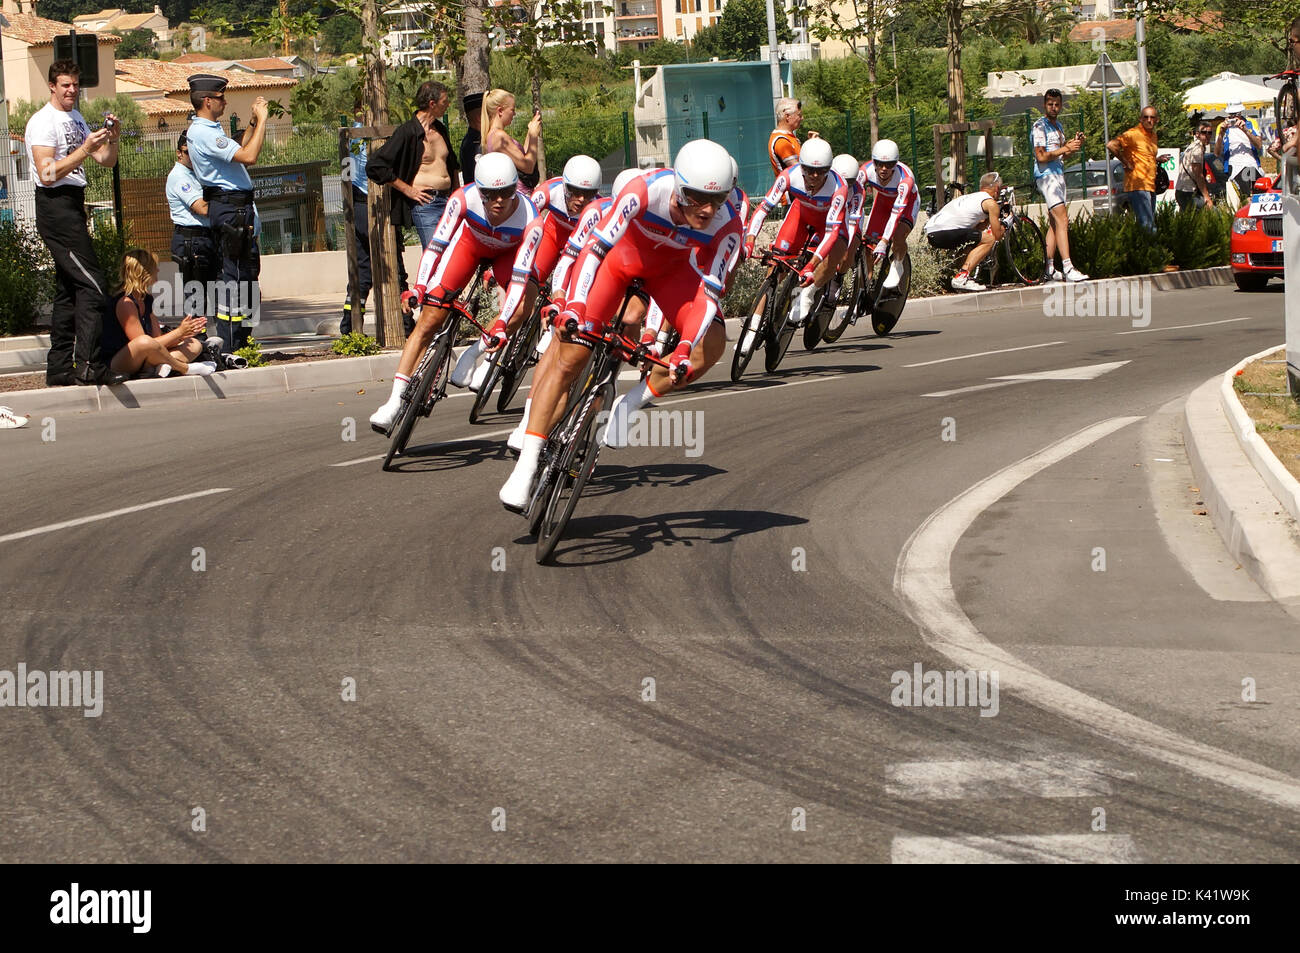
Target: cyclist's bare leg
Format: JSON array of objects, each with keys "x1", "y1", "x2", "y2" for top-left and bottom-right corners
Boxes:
[
  {"x1": 837, "y1": 233, "x2": 861, "y2": 278},
  {"x1": 890, "y1": 221, "x2": 911, "y2": 264},
  {"x1": 397, "y1": 303, "x2": 452, "y2": 377},
  {"x1": 962, "y1": 231, "x2": 996, "y2": 274},
  {"x1": 525, "y1": 338, "x2": 592, "y2": 438},
  {"x1": 645, "y1": 321, "x2": 725, "y2": 394}
]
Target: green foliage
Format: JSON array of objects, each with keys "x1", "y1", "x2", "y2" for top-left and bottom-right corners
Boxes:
[
  {"x1": 545, "y1": 45, "x2": 621, "y2": 86},
  {"x1": 693, "y1": 0, "x2": 791, "y2": 61},
  {"x1": 1152, "y1": 202, "x2": 1232, "y2": 270},
  {"x1": 320, "y1": 8, "x2": 362, "y2": 54},
  {"x1": 115, "y1": 29, "x2": 159, "y2": 60},
  {"x1": 906, "y1": 241, "x2": 949, "y2": 299},
  {"x1": 0, "y1": 219, "x2": 54, "y2": 335},
  {"x1": 1061, "y1": 208, "x2": 1173, "y2": 278},
  {"x1": 90, "y1": 219, "x2": 134, "y2": 292},
  {"x1": 82, "y1": 94, "x2": 149, "y2": 139},
  {"x1": 613, "y1": 40, "x2": 690, "y2": 68},
  {"x1": 235, "y1": 337, "x2": 268, "y2": 367},
  {"x1": 332, "y1": 331, "x2": 381, "y2": 356},
  {"x1": 8, "y1": 100, "x2": 44, "y2": 137},
  {"x1": 290, "y1": 77, "x2": 329, "y2": 121}
]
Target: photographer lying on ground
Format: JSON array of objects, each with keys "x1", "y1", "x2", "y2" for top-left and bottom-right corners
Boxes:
[{"x1": 100, "y1": 249, "x2": 218, "y2": 379}]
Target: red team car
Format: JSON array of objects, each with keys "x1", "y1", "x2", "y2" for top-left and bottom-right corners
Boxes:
[{"x1": 1230, "y1": 176, "x2": 1285, "y2": 291}]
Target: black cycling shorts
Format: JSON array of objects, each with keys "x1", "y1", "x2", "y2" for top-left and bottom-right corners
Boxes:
[{"x1": 925, "y1": 227, "x2": 985, "y2": 250}]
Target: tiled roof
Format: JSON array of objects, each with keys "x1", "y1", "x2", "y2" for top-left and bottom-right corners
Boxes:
[
  {"x1": 114, "y1": 59, "x2": 297, "y2": 93},
  {"x1": 1, "y1": 12, "x2": 122, "y2": 46},
  {"x1": 113, "y1": 12, "x2": 166, "y2": 30},
  {"x1": 1068, "y1": 12, "x2": 1221, "y2": 43},
  {"x1": 234, "y1": 57, "x2": 296, "y2": 71},
  {"x1": 72, "y1": 9, "x2": 123, "y2": 22},
  {"x1": 172, "y1": 52, "x2": 220, "y2": 64},
  {"x1": 135, "y1": 98, "x2": 191, "y2": 116}
]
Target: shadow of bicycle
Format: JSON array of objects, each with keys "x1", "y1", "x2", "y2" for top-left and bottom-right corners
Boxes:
[
  {"x1": 384, "y1": 438, "x2": 504, "y2": 473},
  {"x1": 579, "y1": 462, "x2": 728, "y2": 499},
  {"x1": 538, "y1": 508, "x2": 809, "y2": 566}
]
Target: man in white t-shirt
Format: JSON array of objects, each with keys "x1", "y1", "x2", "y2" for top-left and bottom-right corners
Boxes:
[
  {"x1": 1214, "y1": 102, "x2": 1263, "y2": 208},
  {"x1": 25, "y1": 59, "x2": 123, "y2": 386},
  {"x1": 923, "y1": 171, "x2": 1004, "y2": 292},
  {"x1": 1031, "y1": 88, "x2": 1087, "y2": 282}
]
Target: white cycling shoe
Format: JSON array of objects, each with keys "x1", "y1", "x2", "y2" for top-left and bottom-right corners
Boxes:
[
  {"x1": 369, "y1": 400, "x2": 401, "y2": 434},
  {"x1": 1064, "y1": 266, "x2": 1089, "y2": 282},
  {"x1": 499, "y1": 461, "x2": 536, "y2": 511},
  {"x1": 469, "y1": 357, "x2": 492, "y2": 393},
  {"x1": 600, "y1": 392, "x2": 636, "y2": 449},
  {"x1": 450, "y1": 343, "x2": 481, "y2": 388},
  {"x1": 883, "y1": 259, "x2": 903, "y2": 289}
]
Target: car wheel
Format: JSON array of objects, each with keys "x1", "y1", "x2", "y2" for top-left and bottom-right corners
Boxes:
[{"x1": 1233, "y1": 273, "x2": 1269, "y2": 292}]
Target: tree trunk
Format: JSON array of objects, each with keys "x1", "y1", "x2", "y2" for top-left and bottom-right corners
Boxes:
[
  {"x1": 946, "y1": 0, "x2": 966, "y2": 186},
  {"x1": 360, "y1": 0, "x2": 402, "y2": 348},
  {"x1": 532, "y1": 57, "x2": 546, "y2": 181},
  {"x1": 279, "y1": 0, "x2": 290, "y2": 56},
  {"x1": 459, "y1": 0, "x2": 492, "y2": 112},
  {"x1": 867, "y1": 0, "x2": 879, "y2": 144}
]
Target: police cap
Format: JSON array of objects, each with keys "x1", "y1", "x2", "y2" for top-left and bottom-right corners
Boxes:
[
  {"x1": 463, "y1": 92, "x2": 483, "y2": 112},
  {"x1": 188, "y1": 73, "x2": 229, "y2": 95}
]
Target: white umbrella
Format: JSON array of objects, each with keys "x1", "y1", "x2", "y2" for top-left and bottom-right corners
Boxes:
[{"x1": 1183, "y1": 71, "x2": 1276, "y2": 112}]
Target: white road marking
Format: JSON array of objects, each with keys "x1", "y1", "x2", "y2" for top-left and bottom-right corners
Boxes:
[
  {"x1": 891, "y1": 834, "x2": 1139, "y2": 864},
  {"x1": 332, "y1": 427, "x2": 517, "y2": 467},
  {"x1": 1116, "y1": 317, "x2": 1252, "y2": 335},
  {"x1": 991, "y1": 360, "x2": 1130, "y2": 381},
  {"x1": 903, "y1": 341, "x2": 1065, "y2": 368},
  {"x1": 894, "y1": 416, "x2": 1300, "y2": 810},
  {"x1": 886, "y1": 757, "x2": 1131, "y2": 800},
  {"x1": 921, "y1": 361, "x2": 1129, "y2": 397},
  {"x1": 0, "y1": 488, "x2": 233, "y2": 544}
]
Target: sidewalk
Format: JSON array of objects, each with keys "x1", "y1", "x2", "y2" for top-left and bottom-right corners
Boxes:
[{"x1": 1183, "y1": 344, "x2": 1300, "y2": 613}]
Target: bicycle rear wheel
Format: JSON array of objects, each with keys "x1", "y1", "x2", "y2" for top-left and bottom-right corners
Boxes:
[
  {"x1": 871, "y1": 253, "x2": 911, "y2": 337},
  {"x1": 1277, "y1": 81, "x2": 1299, "y2": 135},
  {"x1": 497, "y1": 304, "x2": 542, "y2": 414},
  {"x1": 1004, "y1": 214, "x2": 1046, "y2": 285},
  {"x1": 823, "y1": 249, "x2": 867, "y2": 344},
  {"x1": 730, "y1": 272, "x2": 776, "y2": 381},
  {"x1": 382, "y1": 330, "x2": 453, "y2": 470},
  {"x1": 535, "y1": 377, "x2": 614, "y2": 564},
  {"x1": 763, "y1": 272, "x2": 800, "y2": 373},
  {"x1": 802, "y1": 281, "x2": 836, "y2": 351}
]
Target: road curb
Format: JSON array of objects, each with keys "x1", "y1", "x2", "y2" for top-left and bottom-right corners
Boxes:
[
  {"x1": 1183, "y1": 349, "x2": 1300, "y2": 605},
  {"x1": 1220, "y1": 346, "x2": 1300, "y2": 525}
]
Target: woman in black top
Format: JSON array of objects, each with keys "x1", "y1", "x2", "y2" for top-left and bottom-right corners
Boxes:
[{"x1": 101, "y1": 249, "x2": 216, "y2": 378}]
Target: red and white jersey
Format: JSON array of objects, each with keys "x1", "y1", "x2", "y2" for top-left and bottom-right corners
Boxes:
[
  {"x1": 857, "y1": 160, "x2": 919, "y2": 240},
  {"x1": 415, "y1": 184, "x2": 538, "y2": 288},
  {"x1": 529, "y1": 176, "x2": 583, "y2": 232},
  {"x1": 747, "y1": 165, "x2": 848, "y2": 259},
  {"x1": 728, "y1": 185, "x2": 750, "y2": 233},
  {"x1": 842, "y1": 178, "x2": 866, "y2": 244},
  {"x1": 571, "y1": 168, "x2": 743, "y2": 323},
  {"x1": 552, "y1": 195, "x2": 613, "y2": 297}
]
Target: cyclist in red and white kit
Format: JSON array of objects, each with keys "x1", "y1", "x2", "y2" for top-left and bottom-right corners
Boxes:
[
  {"x1": 505, "y1": 167, "x2": 646, "y2": 453},
  {"x1": 829, "y1": 153, "x2": 864, "y2": 302},
  {"x1": 368, "y1": 152, "x2": 537, "y2": 432},
  {"x1": 452, "y1": 154, "x2": 602, "y2": 392},
  {"x1": 737, "y1": 138, "x2": 847, "y2": 357},
  {"x1": 858, "y1": 139, "x2": 918, "y2": 290},
  {"x1": 499, "y1": 140, "x2": 743, "y2": 511}
]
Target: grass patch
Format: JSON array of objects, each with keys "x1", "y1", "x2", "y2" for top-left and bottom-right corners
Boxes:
[{"x1": 1232, "y1": 349, "x2": 1300, "y2": 484}]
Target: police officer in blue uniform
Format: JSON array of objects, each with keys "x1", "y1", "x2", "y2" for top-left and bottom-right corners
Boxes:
[
  {"x1": 186, "y1": 74, "x2": 268, "y2": 354},
  {"x1": 166, "y1": 130, "x2": 217, "y2": 342}
]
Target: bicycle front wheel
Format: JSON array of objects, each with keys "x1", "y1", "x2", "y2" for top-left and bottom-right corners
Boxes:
[
  {"x1": 1278, "y1": 81, "x2": 1300, "y2": 135},
  {"x1": 730, "y1": 271, "x2": 776, "y2": 381},
  {"x1": 1004, "y1": 214, "x2": 1046, "y2": 285},
  {"x1": 497, "y1": 307, "x2": 541, "y2": 413},
  {"x1": 823, "y1": 249, "x2": 867, "y2": 343},
  {"x1": 382, "y1": 332, "x2": 451, "y2": 471},
  {"x1": 535, "y1": 378, "x2": 613, "y2": 564},
  {"x1": 764, "y1": 272, "x2": 800, "y2": 373}
]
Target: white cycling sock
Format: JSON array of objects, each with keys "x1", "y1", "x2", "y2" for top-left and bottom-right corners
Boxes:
[
  {"x1": 517, "y1": 431, "x2": 545, "y2": 469},
  {"x1": 389, "y1": 373, "x2": 410, "y2": 403},
  {"x1": 1062, "y1": 258, "x2": 1074, "y2": 271}
]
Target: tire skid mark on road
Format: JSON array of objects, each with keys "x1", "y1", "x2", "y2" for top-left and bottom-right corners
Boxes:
[{"x1": 894, "y1": 415, "x2": 1300, "y2": 812}]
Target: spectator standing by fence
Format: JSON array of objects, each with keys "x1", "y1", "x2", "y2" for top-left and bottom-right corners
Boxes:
[
  {"x1": 1107, "y1": 106, "x2": 1162, "y2": 232},
  {"x1": 1175, "y1": 122, "x2": 1215, "y2": 210},
  {"x1": 460, "y1": 92, "x2": 483, "y2": 188},
  {"x1": 1031, "y1": 88, "x2": 1087, "y2": 282},
  {"x1": 768, "y1": 98, "x2": 818, "y2": 179},
  {"x1": 186, "y1": 74, "x2": 268, "y2": 356},
  {"x1": 166, "y1": 131, "x2": 218, "y2": 349},
  {"x1": 25, "y1": 59, "x2": 124, "y2": 387},
  {"x1": 481, "y1": 89, "x2": 541, "y2": 191},
  {"x1": 343, "y1": 114, "x2": 411, "y2": 337},
  {"x1": 1214, "y1": 103, "x2": 1263, "y2": 208}
]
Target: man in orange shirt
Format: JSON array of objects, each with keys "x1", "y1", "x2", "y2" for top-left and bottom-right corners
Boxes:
[
  {"x1": 1107, "y1": 106, "x2": 1166, "y2": 232},
  {"x1": 769, "y1": 97, "x2": 819, "y2": 178}
]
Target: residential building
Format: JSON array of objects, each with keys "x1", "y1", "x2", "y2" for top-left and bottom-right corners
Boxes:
[
  {"x1": 73, "y1": 5, "x2": 173, "y2": 50},
  {"x1": 2, "y1": 7, "x2": 121, "y2": 107},
  {"x1": 381, "y1": 3, "x2": 451, "y2": 71},
  {"x1": 113, "y1": 59, "x2": 297, "y2": 138}
]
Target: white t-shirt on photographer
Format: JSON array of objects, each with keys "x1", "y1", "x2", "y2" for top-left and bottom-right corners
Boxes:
[{"x1": 24, "y1": 103, "x2": 91, "y2": 189}]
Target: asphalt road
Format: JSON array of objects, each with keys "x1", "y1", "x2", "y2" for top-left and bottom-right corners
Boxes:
[{"x1": 1, "y1": 282, "x2": 1296, "y2": 863}]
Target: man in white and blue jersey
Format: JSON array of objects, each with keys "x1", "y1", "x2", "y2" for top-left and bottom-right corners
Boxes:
[{"x1": 1031, "y1": 88, "x2": 1088, "y2": 282}]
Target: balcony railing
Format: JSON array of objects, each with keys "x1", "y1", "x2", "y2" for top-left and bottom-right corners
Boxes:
[{"x1": 616, "y1": 2, "x2": 657, "y2": 17}]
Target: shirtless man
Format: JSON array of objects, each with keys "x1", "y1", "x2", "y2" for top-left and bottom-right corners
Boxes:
[{"x1": 411, "y1": 87, "x2": 457, "y2": 245}]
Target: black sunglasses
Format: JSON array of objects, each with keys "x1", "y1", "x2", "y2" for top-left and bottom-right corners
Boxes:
[
  {"x1": 481, "y1": 185, "x2": 515, "y2": 201},
  {"x1": 564, "y1": 185, "x2": 598, "y2": 202},
  {"x1": 680, "y1": 187, "x2": 728, "y2": 209}
]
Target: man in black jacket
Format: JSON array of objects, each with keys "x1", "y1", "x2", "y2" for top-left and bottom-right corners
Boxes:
[
  {"x1": 459, "y1": 92, "x2": 483, "y2": 190},
  {"x1": 367, "y1": 81, "x2": 459, "y2": 250}
]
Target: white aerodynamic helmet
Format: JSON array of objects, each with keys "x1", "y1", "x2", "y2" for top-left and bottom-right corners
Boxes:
[
  {"x1": 673, "y1": 139, "x2": 733, "y2": 201},
  {"x1": 832, "y1": 153, "x2": 860, "y2": 182},
  {"x1": 800, "y1": 137, "x2": 833, "y2": 170},
  {"x1": 475, "y1": 152, "x2": 519, "y2": 190},
  {"x1": 730, "y1": 156, "x2": 739, "y2": 187},
  {"x1": 871, "y1": 139, "x2": 900, "y2": 163},
  {"x1": 562, "y1": 154, "x2": 602, "y2": 191},
  {"x1": 612, "y1": 168, "x2": 641, "y2": 197}
]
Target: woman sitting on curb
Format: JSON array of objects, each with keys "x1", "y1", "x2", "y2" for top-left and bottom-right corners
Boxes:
[{"x1": 101, "y1": 249, "x2": 217, "y2": 379}]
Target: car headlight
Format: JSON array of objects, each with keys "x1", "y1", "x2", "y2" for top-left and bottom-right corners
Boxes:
[{"x1": 1232, "y1": 218, "x2": 1256, "y2": 234}]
